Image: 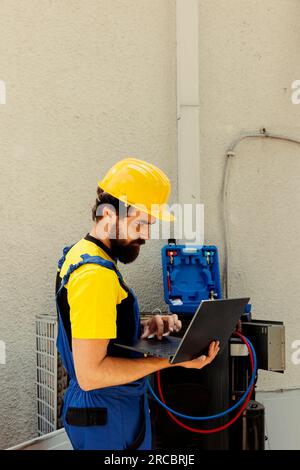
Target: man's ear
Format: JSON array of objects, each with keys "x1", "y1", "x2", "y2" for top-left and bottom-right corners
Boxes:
[
  {"x1": 97, "y1": 203, "x2": 117, "y2": 220},
  {"x1": 95, "y1": 204, "x2": 117, "y2": 239},
  {"x1": 102, "y1": 206, "x2": 113, "y2": 218}
]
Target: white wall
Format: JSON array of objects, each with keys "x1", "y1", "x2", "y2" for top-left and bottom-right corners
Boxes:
[
  {"x1": 198, "y1": 0, "x2": 300, "y2": 392},
  {"x1": 2, "y1": 0, "x2": 300, "y2": 450},
  {"x1": 256, "y1": 389, "x2": 300, "y2": 450},
  {"x1": 0, "y1": 0, "x2": 177, "y2": 449}
]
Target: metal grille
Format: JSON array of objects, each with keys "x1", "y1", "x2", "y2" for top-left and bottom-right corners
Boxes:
[{"x1": 36, "y1": 316, "x2": 68, "y2": 435}]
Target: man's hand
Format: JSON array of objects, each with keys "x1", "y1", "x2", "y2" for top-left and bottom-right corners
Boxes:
[
  {"x1": 179, "y1": 341, "x2": 220, "y2": 369},
  {"x1": 141, "y1": 314, "x2": 182, "y2": 340}
]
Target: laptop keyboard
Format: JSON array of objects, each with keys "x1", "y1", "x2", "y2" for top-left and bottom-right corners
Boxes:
[
  {"x1": 145, "y1": 338, "x2": 178, "y2": 356},
  {"x1": 153, "y1": 342, "x2": 174, "y2": 354}
]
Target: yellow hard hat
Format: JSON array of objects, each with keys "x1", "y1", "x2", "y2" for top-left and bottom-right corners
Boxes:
[{"x1": 98, "y1": 158, "x2": 175, "y2": 222}]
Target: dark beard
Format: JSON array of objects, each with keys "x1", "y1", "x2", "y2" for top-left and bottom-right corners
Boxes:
[{"x1": 110, "y1": 239, "x2": 145, "y2": 264}]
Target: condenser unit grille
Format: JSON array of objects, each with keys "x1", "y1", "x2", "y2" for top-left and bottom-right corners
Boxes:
[{"x1": 36, "y1": 316, "x2": 68, "y2": 435}]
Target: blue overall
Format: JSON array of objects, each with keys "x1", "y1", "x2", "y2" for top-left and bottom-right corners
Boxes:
[{"x1": 56, "y1": 245, "x2": 152, "y2": 450}]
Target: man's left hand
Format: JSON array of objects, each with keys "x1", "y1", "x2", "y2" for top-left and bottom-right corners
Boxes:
[{"x1": 141, "y1": 314, "x2": 182, "y2": 340}]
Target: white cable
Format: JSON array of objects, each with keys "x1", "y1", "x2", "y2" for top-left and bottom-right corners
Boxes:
[{"x1": 222, "y1": 128, "x2": 300, "y2": 298}]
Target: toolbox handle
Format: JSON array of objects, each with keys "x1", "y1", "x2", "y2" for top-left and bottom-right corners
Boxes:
[{"x1": 182, "y1": 247, "x2": 198, "y2": 253}]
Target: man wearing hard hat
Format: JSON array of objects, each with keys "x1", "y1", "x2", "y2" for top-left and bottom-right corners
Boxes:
[{"x1": 56, "y1": 158, "x2": 220, "y2": 450}]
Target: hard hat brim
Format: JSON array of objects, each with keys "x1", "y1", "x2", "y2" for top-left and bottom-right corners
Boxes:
[
  {"x1": 127, "y1": 202, "x2": 176, "y2": 222},
  {"x1": 151, "y1": 208, "x2": 176, "y2": 222},
  {"x1": 117, "y1": 197, "x2": 176, "y2": 222},
  {"x1": 97, "y1": 182, "x2": 176, "y2": 222}
]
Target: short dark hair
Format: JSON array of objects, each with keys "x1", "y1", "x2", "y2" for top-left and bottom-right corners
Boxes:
[{"x1": 92, "y1": 187, "x2": 131, "y2": 221}]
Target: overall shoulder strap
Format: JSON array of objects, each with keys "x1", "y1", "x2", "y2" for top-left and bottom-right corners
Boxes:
[
  {"x1": 57, "y1": 244, "x2": 75, "y2": 271},
  {"x1": 57, "y1": 253, "x2": 124, "y2": 295}
]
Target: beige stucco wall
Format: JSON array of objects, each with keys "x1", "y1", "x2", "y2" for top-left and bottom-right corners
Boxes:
[
  {"x1": 1, "y1": 0, "x2": 300, "y2": 450},
  {"x1": 198, "y1": 0, "x2": 300, "y2": 391},
  {"x1": 0, "y1": 0, "x2": 177, "y2": 448}
]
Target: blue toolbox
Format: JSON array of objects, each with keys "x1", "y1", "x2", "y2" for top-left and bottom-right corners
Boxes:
[{"x1": 161, "y1": 240, "x2": 222, "y2": 314}]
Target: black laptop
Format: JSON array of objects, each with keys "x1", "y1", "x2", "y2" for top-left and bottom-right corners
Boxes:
[{"x1": 115, "y1": 298, "x2": 249, "y2": 364}]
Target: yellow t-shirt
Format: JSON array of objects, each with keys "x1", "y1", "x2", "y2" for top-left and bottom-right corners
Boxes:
[{"x1": 59, "y1": 237, "x2": 127, "y2": 339}]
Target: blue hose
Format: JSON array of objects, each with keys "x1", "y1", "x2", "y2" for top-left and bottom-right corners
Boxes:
[{"x1": 146, "y1": 336, "x2": 257, "y2": 421}]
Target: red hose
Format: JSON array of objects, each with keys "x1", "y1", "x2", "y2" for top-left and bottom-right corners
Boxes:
[{"x1": 156, "y1": 332, "x2": 254, "y2": 434}]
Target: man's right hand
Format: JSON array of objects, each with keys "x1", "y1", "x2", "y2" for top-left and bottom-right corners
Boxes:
[{"x1": 178, "y1": 340, "x2": 220, "y2": 369}]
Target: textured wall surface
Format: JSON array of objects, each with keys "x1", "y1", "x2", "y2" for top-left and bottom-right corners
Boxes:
[
  {"x1": 198, "y1": 0, "x2": 300, "y2": 390},
  {"x1": 2, "y1": 0, "x2": 300, "y2": 450},
  {"x1": 0, "y1": 0, "x2": 177, "y2": 448},
  {"x1": 256, "y1": 389, "x2": 300, "y2": 449}
]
